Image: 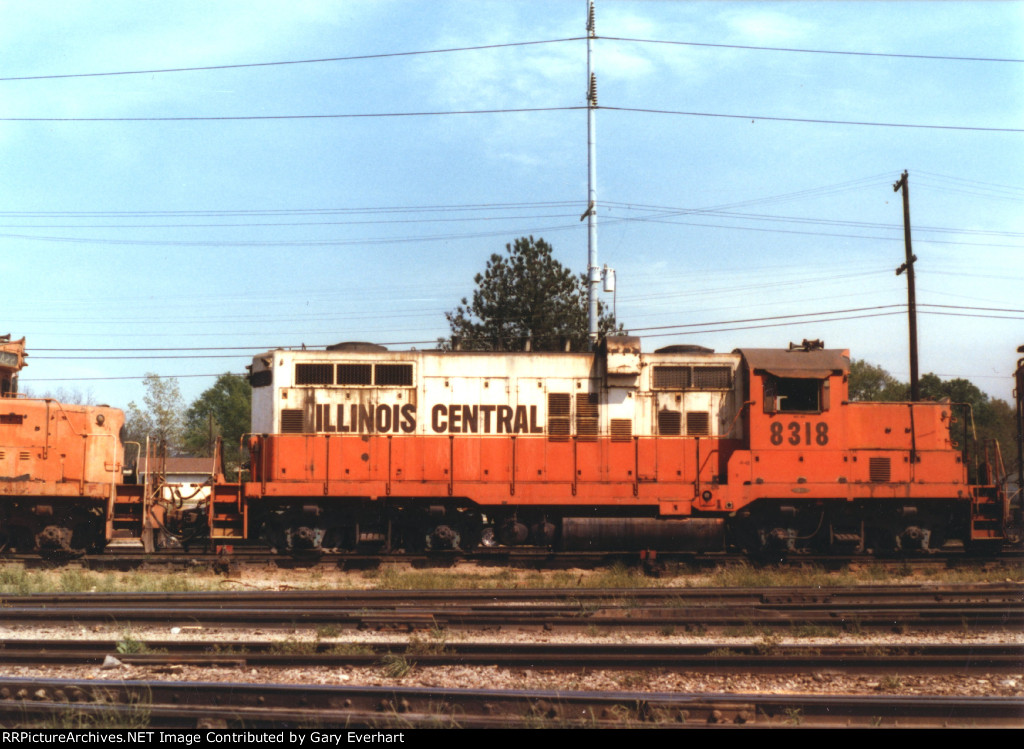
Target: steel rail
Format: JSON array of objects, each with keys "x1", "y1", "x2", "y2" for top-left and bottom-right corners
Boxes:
[
  {"x1": 0, "y1": 640, "x2": 1021, "y2": 675},
  {"x1": 3, "y1": 582, "x2": 1022, "y2": 605},
  {"x1": 3, "y1": 547, "x2": 1022, "y2": 572},
  {"x1": 0, "y1": 586, "x2": 1020, "y2": 629},
  {"x1": 0, "y1": 677, "x2": 1019, "y2": 728}
]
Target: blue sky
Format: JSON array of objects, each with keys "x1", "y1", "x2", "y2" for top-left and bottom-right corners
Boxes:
[{"x1": 2, "y1": 0, "x2": 1021, "y2": 409}]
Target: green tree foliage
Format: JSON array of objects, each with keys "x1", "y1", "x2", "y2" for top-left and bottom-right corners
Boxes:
[
  {"x1": 123, "y1": 374, "x2": 186, "y2": 454},
  {"x1": 848, "y1": 360, "x2": 908, "y2": 401},
  {"x1": 183, "y1": 373, "x2": 252, "y2": 471},
  {"x1": 445, "y1": 236, "x2": 621, "y2": 351}
]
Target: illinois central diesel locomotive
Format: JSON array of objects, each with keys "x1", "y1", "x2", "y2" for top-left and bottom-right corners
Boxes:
[
  {"x1": 0, "y1": 334, "x2": 1019, "y2": 557},
  {"x1": 230, "y1": 337, "x2": 1016, "y2": 556}
]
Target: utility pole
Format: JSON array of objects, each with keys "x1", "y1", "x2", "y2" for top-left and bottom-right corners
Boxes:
[
  {"x1": 585, "y1": 0, "x2": 599, "y2": 349},
  {"x1": 894, "y1": 170, "x2": 920, "y2": 401}
]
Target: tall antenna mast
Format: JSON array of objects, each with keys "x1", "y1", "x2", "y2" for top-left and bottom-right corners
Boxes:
[{"x1": 585, "y1": 1, "x2": 599, "y2": 348}]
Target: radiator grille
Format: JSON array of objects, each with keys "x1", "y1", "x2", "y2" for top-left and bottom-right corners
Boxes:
[
  {"x1": 336, "y1": 364, "x2": 372, "y2": 386},
  {"x1": 610, "y1": 419, "x2": 633, "y2": 442},
  {"x1": 280, "y1": 409, "x2": 304, "y2": 433},
  {"x1": 658, "y1": 410, "x2": 681, "y2": 435},
  {"x1": 692, "y1": 366, "x2": 732, "y2": 389},
  {"x1": 295, "y1": 363, "x2": 333, "y2": 385},
  {"x1": 869, "y1": 457, "x2": 891, "y2": 482},
  {"x1": 576, "y1": 393, "x2": 599, "y2": 440},
  {"x1": 652, "y1": 366, "x2": 690, "y2": 389},
  {"x1": 686, "y1": 411, "x2": 711, "y2": 436},
  {"x1": 374, "y1": 363, "x2": 413, "y2": 386},
  {"x1": 547, "y1": 393, "x2": 571, "y2": 440}
]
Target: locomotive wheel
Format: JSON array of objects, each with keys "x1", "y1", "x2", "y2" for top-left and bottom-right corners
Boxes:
[{"x1": 479, "y1": 526, "x2": 498, "y2": 548}]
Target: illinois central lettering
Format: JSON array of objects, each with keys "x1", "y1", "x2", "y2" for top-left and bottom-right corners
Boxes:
[
  {"x1": 431, "y1": 404, "x2": 543, "y2": 434},
  {"x1": 309, "y1": 403, "x2": 545, "y2": 434},
  {"x1": 315, "y1": 403, "x2": 416, "y2": 434}
]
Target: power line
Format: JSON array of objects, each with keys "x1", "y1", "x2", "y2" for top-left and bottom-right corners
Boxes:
[
  {"x1": 601, "y1": 36, "x2": 1024, "y2": 64},
  {"x1": 3, "y1": 103, "x2": 1016, "y2": 134},
  {"x1": 5, "y1": 34, "x2": 1016, "y2": 85},
  {"x1": 601, "y1": 106, "x2": 1024, "y2": 134},
  {"x1": 0, "y1": 200, "x2": 581, "y2": 218},
  {"x1": 0, "y1": 39, "x2": 585, "y2": 82},
  {"x1": 0, "y1": 107, "x2": 583, "y2": 122},
  {"x1": 637, "y1": 310, "x2": 907, "y2": 338},
  {"x1": 6, "y1": 103, "x2": 1014, "y2": 133},
  {"x1": 0, "y1": 220, "x2": 585, "y2": 248},
  {"x1": 25, "y1": 373, "x2": 247, "y2": 383},
  {"x1": 628, "y1": 304, "x2": 905, "y2": 334},
  {"x1": 29, "y1": 303, "x2": 1024, "y2": 359}
]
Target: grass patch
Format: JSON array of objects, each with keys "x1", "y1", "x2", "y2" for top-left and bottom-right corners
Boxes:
[
  {"x1": 23, "y1": 687, "x2": 153, "y2": 729},
  {"x1": 755, "y1": 633, "x2": 781, "y2": 655},
  {"x1": 323, "y1": 642, "x2": 373, "y2": 656},
  {"x1": 115, "y1": 631, "x2": 150, "y2": 655},
  {"x1": 268, "y1": 638, "x2": 319, "y2": 656},
  {"x1": 791, "y1": 623, "x2": 840, "y2": 638},
  {"x1": 0, "y1": 565, "x2": 223, "y2": 595},
  {"x1": 406, "y1": 625, "x2": 450, "y2": 655},
  {"x1": 878, "y1": 674, "x2": 904, "y2": 690},
  {"x1": 380, "y1": 653, "x2": 414, "y2": 679},
  {"x1": 0, "y1": 553, "x2": 1019, "y2": 595}
]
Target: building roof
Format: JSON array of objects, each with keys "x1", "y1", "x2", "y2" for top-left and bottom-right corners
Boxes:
[{"x1": 138, "y1": 456, "x2": 217, "y2": 476}]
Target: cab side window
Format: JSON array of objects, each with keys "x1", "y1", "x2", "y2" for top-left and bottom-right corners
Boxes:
[{"x1": 763, "y1": 375, "x2": 829, "y2": 414}]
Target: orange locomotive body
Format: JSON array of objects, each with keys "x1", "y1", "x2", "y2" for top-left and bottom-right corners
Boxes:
[
  {"x1": 0, "y1": 336, "x2": 134, "y2": 554},
  {"x1": 223, "y1": 337, "x2": 1006, "y2": 555}
]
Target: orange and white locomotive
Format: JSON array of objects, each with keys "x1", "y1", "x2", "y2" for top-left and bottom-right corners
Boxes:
[
  {"x1": 0, "y1": 333, "x2": 1017, "y2": 557},
  {"x1": 233, "y1": 337, "x2": 1013, "y2": 556}
]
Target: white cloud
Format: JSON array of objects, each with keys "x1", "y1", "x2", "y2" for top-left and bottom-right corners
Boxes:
[{"x1": 721, "y1": 8, "x2": 817, "y2": 46}]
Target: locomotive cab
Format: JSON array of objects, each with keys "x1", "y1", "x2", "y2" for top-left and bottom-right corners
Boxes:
[
  {"x1": 0, "y1": 336, "x2": 132, "y2": 555},
  {"x1": 728, "y1": 342, "x2": 975, "y2": 555}
]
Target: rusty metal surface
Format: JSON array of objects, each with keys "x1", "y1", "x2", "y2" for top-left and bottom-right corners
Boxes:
[
  {"x1": 737, "y1": 347, "x2": 850, "y2": 378},
  {"x1": 0, "y1": 676, "x2": 1019, "y2": 728},
  {"x1": 1, "y1": 639, "x2": 1021, "y2": 675},
  {"x1": 0, "y1": 585, "x2": 1020, "y2": 630}
]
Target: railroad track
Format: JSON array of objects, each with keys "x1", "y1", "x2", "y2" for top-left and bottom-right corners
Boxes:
[
  {"x1": 1, "y1": 585, "x2": 1021, "y2": 630},
  {"x1": 1, "y1": 677, "x2": 1020, "y2": 728},
  {"x1": 4, "y1": 547, "x2": 1023, "y2": 572},
  {"x1": 1, "y1": 639, "x2": 1021, "y2": 675}
]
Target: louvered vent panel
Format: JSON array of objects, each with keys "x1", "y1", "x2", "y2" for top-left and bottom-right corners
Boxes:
[
  {"x1": 0, "y1": 413, "x2": 25, "y2": 425},
  {"x1": 576, "y1": 393, "x2": 599, "y2": 440},
  {"x1": 375, "y1": 363, "x2": 413, "y2": 386},
  {"x1": 869, "y1": 457, "x2": 891, "y2": 482},
  {"x1": 692, "y1": 366, "x2": 732, "y2": 389},
  {"x1": 280, "y1": 409, "x2": 305, "y2": 434},
  {"x1": 548, "y1": 393, "x2": 571, "y2": 440},
  {"x1": 686, "y1": 412, "x2": 711, "y2": 436},
  {"x1": 658, "y1": 410, "x2": 682, "y2": 435},
  {"x1": 652, "y1": 366, "x2": 690, "y2": 389},
  {"x1": 610, "y1": 419, "x2": 633, "y2": 442},
  {"x1": 18, "y1": 451, "x2": 30, "y2": 461},
  {"x1": 295, "y1": 363, "x2": 334, "y2": 385},
  {"x1": 337, "y1": 364, "x2": 372, "y2": 386}
]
